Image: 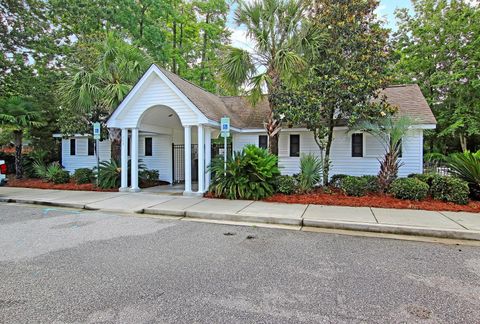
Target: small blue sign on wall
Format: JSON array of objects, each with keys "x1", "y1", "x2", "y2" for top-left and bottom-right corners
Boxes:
[{"x1": 93, "y1": 122, "x2": 101, "y2": 140}]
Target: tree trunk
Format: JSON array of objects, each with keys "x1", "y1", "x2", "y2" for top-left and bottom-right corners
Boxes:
[
  {"x1": 199, "y1": 13, "x2": 210, "y2": 84},
  {"x1": 459, "y1": 133, "x2": 467, "y2": 152},
  {"x1": 13, "y1": 131, "x2": 23, "y2": 179},
  {"x1": 108, "y1": 128, "x2": 122, "y2": 163},
  {"x1": 323, "y1": 124, "x2": 334, "y2": 186},
  {"x1": 264, "y1": 111, "x2": 280, "y2": 156}
]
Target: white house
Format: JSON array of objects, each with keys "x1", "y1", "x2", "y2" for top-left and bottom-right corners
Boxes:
[{"x1": 59, "y1": 64, "x2": 436, "y2": 195}]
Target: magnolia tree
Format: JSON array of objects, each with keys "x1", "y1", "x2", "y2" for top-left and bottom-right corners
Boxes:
[{"x1": 273, "y1": 0, "x2": 392, "y2": 184}]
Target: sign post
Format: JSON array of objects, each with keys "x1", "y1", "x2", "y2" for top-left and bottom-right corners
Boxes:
[
  {"x1": 220, "y1": 117, "x2": 230, "y2": 174},
  {"x1": 93, "y1": 122, "x2": 101, "y2": 186}
]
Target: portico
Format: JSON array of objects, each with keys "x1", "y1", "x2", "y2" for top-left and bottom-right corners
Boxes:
[{"x1": 106, "y1": 64, "x2": 223, "y2": 196}]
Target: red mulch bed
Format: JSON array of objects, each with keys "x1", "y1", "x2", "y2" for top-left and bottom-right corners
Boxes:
[
  {"x1": 263, "y1": 188, "x2": 480, "y2": 213},
  {"x1": 6, "y1": 178, "x2": 117, "y2": 192}
]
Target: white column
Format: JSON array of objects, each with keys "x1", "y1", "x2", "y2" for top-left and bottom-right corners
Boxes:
[
  {"x1": 184, "y1": 126, "x2": 192, "y2": 193},
  {"x1": 205, "y1": 127, "x2": 212, "y2": 190},
  {"x1": 119, "y1": 128, "x2": 129, "y2": 191},
  {"x1": 197, "y1": 124, "x2": 205, "y2": 193},
  {"x1": 130, "y1": 127, "x2": 140, "y2": 192}
]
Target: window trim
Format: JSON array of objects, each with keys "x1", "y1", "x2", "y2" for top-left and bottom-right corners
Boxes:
[
  {"x1": 289, "y1": 134, "x2": 300, "y2": 157},
  {"x1": 70, "y1": 138, "x2": 76, "y2": 156},
  {"x1": 258, "y1": 135, "x2": 268, "y2": 150},
  {"x1": 144, "y1": 137, "x2": 153, "y2": 156},
  {"x1": 351, "y1": 133, "x2": 364, "y2": 158}
]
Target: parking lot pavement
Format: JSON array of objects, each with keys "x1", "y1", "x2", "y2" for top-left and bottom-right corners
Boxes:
[{"x1": 1, "y1": 203, "x2": 480, "y2": 323}]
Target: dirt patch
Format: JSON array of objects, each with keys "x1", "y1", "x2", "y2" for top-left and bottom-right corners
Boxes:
[{"x1": 262, "y1": 189, "x2": 480, "y2": 213}]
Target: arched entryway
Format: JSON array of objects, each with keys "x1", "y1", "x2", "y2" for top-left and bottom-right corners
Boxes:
[{"x1": 117, "y1": 104, "x2": 213, "y2": 195}]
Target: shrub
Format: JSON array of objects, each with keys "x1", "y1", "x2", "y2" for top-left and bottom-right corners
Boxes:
[
  {"x1": 361, "y1": 175, "x2": 380, "y2": 193},
  {"x1": 23, "y1": 150, "x2": 49, "y2": 178},
  {"x1": 45, "y1": 162, "x2": 70, "y2": 184},
  {"x1": 209, "y1": 145, "x2": 280, "y2": 200},
  {"x1": 73, "y1": 168, "x2": 94, "y2": 184},
  {"x1": 298, "y1": 154, "x2": 322, "y2": 193},
  {"x1": 275, "y1": 175, "x2": 297, "y2": 194},
  {"x1": 329, "y1": 174, "x2": 348, "y2": 188},
  {"x1": 431, "y1": 176, "x2": 470, "y2": 205},
  {"x1": 390, "y1": 178, "x2": 429, "y2": 201},
  {"x1": 97, "y1": 160, "x2": 121, "y2": 189},
  {"x1": 33, "y1": 160, "x2": 48, "y2": 179},
  {"x1": 448, "y1": 150, "x2": 480, "y2": 198},
  {"x1": 340, "y1": 176, "x2": 368, "y2": 197},
  {"x1": 408, "y1": 173, "x2": 442, "y2": 187},
  {"x1": 139, "y1": 169, "x2": 159, "y2": 182}
]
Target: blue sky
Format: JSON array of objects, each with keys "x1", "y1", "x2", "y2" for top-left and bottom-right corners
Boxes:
[{"x1": 228, "y1": 0, "x2": 413, "y2": 51}]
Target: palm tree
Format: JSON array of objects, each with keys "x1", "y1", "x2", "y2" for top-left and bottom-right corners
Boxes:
[
  {"x1": 355, "y1": 116, "x2": 413, "y2": 192},
  {"x1": 59, "y1": 32, "x2": 152, "y2": 161},
  {"x1": 221, "y1": 0, "x2": 311, "y2": 155},
  {"x1": 0, "y1": 97, "x2": 45, "y2": 178}
]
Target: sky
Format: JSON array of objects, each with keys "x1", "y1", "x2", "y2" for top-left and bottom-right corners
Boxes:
[{"x1": 228, "y1": 0, "x2": 414, "y2": 51}]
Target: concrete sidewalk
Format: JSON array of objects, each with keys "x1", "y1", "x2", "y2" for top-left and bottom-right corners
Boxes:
[{"x1": 1, "y1": 187, "x2": 480, "y2": 240}]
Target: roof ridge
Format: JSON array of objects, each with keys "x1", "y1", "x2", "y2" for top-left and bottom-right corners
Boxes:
[
  {"x1": 387, "y1": 84, "x2": 418, "y2": 88},
  {"x1": 155, "y1": 64, "x2": 220, "y2": 98}
]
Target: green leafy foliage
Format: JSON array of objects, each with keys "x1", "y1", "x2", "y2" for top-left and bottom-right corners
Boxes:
[
  {"x1": 390, "y1": 178, "x2": 429, "y2": 201},
  {"x1": 97, "y1": 160, "x2": 121, "y2": 189},
  {"x1": 273, "y1": 0, "x2": 391, "y2": 183},
  {"x1": 408, "y1": 173, "x2": 443, "y2": 188},
  {"x1": 448, "y1": 150, "x2": 480, "y2": 197},
  {"x1": 340, "y1": 176, "x2": 368, "y2": 197},
  {"x1": 298, "y1": 154, "x2": 322, "y2": 193},
  {"x1": 139, "y1": 169, "x2": 159, "y2": 182},
  {"x1": 329, "y1": 174, "x2": 349, "y2": 188},
  {"x1": 209, "y1": 145, "x2": 280, "y2": 200},
  {"x1": 45, "y1": 163, "x2": 70, "y2": 184},
  {"x1": 275, "y1": 175, "x2": 298, "y2": 195},
  {"x1": 73, "y1": 168, "x2": 94, "y2": 184},
  {"x1": 431, "y1": 176, "x2": 470, "y2": 205},
  {"x1": 361, "y1": 175, "x2": 380, "y2": 194}
]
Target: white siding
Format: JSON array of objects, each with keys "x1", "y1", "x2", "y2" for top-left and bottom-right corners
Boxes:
[
  {"x1": 138, "y1": 134, "x2": 173, "y2": 183},
  {"x1": 233, "y1": 129, "x2": 424, "y2": 178},
  {"x1": 114, "y1": 73, "x2": 205, "y2": 128},
  {"x1": 61, "y1": 137, "x2": 111, "y2": 173}
]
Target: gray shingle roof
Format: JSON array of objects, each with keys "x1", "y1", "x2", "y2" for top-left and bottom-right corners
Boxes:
[{"x1": 158, "y1": 65, "x2": 436, "y2": 129}]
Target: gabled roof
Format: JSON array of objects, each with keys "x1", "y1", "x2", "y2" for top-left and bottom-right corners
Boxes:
[{"x1": 110, "y1": 64, "x2": 436, "y2": 130}]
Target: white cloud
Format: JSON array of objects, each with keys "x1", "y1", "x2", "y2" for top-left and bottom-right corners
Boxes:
[{"x1": 228, "y1": 27, "x2": 255, "y2": 52}]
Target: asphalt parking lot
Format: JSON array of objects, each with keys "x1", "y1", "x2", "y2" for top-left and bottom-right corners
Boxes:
[{"x1": 1, "y1": 203, "x2": 480, "y2": 323}]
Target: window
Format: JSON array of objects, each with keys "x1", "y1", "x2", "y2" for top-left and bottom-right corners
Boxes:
[
  {"x1": 88, "y1": 139, "x2": 95, "y2": 156},
  {"x1": 127, "y1": 137, "x2": 130, "y2": 156},
  {"x1": 352, "y1": 133, "x2": 363, "y2": 157},
  {"x1": 259, "y1": 135, "x2": 268, "y2": 149},
  {"x1": 145, "y1": 137, "x2": 152, "y2": 156},
  {"x1": 289, "y1": 134, "x2": 300, "y2": 157},
  {"x1": 70, "y1": 139, "x2": 76, "y2": 156}
]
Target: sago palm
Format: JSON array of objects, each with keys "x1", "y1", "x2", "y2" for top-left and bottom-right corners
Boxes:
[
  {"x1": 0, "y1": 97, "x2": 45, "y2": 178},
  {"x1": 221, "y1": 0, "x2": 312, "y2": 155}
]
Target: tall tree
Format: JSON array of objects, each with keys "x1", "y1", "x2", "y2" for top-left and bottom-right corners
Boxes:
[
  {"x1": 59, "y1": 32, "x2": 152, "y2": 161},
  {"x1": 393, "y1": 0, "x2": 480, "y2": 152},
  {"x1": 274, "y1": 0, "x2": 392, "y2": 184},
  {"x1": 220, "y1": 0, "x2": 310, "y2": 155},
  {"x1": 0, "y1": 97, "x2": 45, "y2": 178}
]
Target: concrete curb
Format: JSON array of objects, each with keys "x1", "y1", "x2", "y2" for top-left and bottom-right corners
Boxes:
[
  {"x1": 302, "y1": 219, "x2": 480, "y2": 241},
  {"x1": 1, "y1": 196, "x2": 480, "y2": 241}
]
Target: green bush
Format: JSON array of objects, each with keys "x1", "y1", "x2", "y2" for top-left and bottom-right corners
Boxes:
[
  {"x1": 361, "y1": 175, "x2": 380, "y2": 193},
  {"x1": 340, "y1": 176, "x2": 368, "y2": 197},
  {"x1": 448, "y1": 150, "x2": 480, "y2": 198},
  {"x1": 275, "y1": 175, "x2": 297, "y2": 194},
  {"x1": 139, "y1": 169, "x2": 159, "y2": 182},
  {"x1": 45, "y1": 163, "x2": 70, "y2": 184},
  {"x1": 329, "y1": 174, "x2": 348, "y2": 188},
  {"x1": 73, "y1": 168, "x2": 94, "y2": 184},
  {"x1": 298, "y1": 154, "x2": 322, "y2": 193},
  {"x1": 431, "y1": 176, "x2": 470, "y2": 205},
  {"x1": 97, "y1": 160, "x2": 120, "y2": 189},
  {"x1": 390, "y1": 178, "x2": 429, "y2": 201},
  {"x1": 408, "y1": 173, "x2": 442, "y2": 187},
  {"x1": 209, "y1": 145, "x2": 280, "y2": 200}
]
